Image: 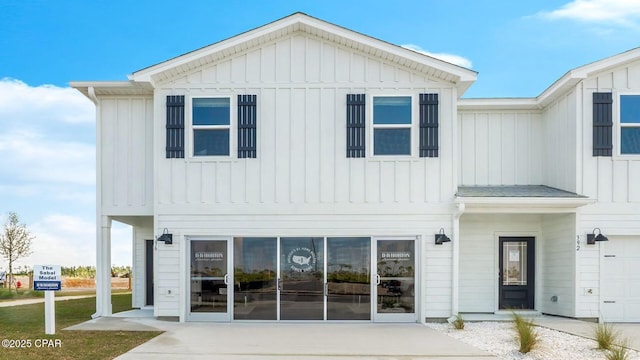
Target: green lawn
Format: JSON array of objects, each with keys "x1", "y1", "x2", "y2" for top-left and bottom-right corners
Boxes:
[{"x1": 0, "y1": 293, "x2": 162, "y2": 359}]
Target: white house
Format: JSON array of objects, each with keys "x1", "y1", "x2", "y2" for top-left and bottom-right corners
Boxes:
[{"x1": 72, "y1": 12, "x2": 640, "y2": 323}]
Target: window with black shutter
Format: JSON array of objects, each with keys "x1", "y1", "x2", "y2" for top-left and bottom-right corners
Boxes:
[
  {"x1": 593, "y1": 92, "x2": 613, "y2": 157},
  {"x1": 346, "y1": 94, "x2": 366, "y2": 158},
  {"x1": 166, "y1": 95, "x2": 185, "y2": 158},
  {"x1": 237, "y1": 95, "x2": 257, "y2": 158},
  {"x1": 419, "y1": 93, "x2": 439, "y2": 157}
]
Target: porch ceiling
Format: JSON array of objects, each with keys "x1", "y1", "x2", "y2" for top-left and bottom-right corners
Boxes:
[{"x1": 455, "y1": 185, "x2": 595, "y2": 213}]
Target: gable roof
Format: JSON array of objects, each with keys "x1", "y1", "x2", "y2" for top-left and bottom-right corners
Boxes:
[
  {"x1": 459, "y1": 46, "x2": 640, "y2": 109},
  {"x1": 128, "y1": 12, "x2": 477, "y2": 94}
]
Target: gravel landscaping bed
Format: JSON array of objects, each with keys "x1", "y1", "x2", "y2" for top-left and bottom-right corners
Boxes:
[{"x1": 426, "y1": 321, "x2": 640, "y2": 360}]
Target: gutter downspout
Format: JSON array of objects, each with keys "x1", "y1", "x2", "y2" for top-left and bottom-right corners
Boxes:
[{"x1": 452, "y1": 202, "x2": 465, "y2": 315}]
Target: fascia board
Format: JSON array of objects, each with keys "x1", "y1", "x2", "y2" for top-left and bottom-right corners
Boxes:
[
  {"x1": 458, "y1": 98, "x2": 540, "y2": 111},
  {"x1": 129, "y1": 13, "x2": 477, "y2": 86}
]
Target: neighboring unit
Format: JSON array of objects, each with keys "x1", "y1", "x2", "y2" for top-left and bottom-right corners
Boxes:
[{"x1": 72, "y1": 13, "x2": 640, "y2": 323}]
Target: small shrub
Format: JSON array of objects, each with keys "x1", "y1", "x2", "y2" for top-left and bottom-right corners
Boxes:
[
  {"x1": 513, "y1": 313, "x2": 539, "y2": 354},
  {"x1": 595, "y1": 323, "x2": 617, "y2": 350},
  {"x1": 452, "y1": 313, "x2": 465, "y2": 330},
  {"x1": 606, "y1": 339, "x2": 630, "y2": 360}
]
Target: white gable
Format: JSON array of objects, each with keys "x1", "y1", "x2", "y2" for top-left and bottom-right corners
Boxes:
[{"x1": 129, "y1": 13, "x2": 477, "y2": 94}]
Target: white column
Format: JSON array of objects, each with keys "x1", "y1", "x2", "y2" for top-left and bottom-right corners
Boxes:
[
  {"x1": 452, "y1": 203, "x2": 465, "y2": 315},
  {"x1": 93, "y1": 216, "x2": 112, "y2": 318},
  {"x1": 44, "y1": 291, "x2": 55, "y2": 334}
]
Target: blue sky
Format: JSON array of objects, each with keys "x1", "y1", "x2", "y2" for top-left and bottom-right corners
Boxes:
[{"x1": 1, "y1": 0, "x2": 639, "y2": 268}]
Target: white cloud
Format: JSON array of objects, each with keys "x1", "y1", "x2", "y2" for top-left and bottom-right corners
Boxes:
[
  {"x1": 401, "y1": 44, "x2": 473, "y2": 69},
  {"x1": 1, "y1": 215, "x2": 132, "y2": 269},
  {"x1": 538, "y1": 0, "x2": 640, "y2": 27},
  {"x1": 0, "y1": 78, "x2": 94, "y2": 124},
  {"x1": 0, "y1": 129, "x2": 95, "y2": 186}
]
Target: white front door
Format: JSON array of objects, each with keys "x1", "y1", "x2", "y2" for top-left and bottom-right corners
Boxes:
[{"x1": 188, "y1": 238, "x2": 232, "y2": 321}]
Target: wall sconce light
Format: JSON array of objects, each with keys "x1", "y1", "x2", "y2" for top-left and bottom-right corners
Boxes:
[
  {"x1": 587, "y1": 228, "x2": 608, "y2": 245},
  {"x1": 157, "y1": 228, "x2": 173, "y2": 245},
  {"x1": 435, "y1": 228, "x2": 451, "y2": 245}
]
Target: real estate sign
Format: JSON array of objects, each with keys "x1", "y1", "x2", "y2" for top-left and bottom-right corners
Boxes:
[{"x1": 33, "y1": 265, "x2": 62, "y2": 291}]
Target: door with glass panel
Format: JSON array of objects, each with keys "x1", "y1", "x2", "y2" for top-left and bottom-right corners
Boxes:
[
  {"x1": 374, "y1": 238, "x2": 417, "y2": 322},
  {"x1": 327, "y1": 237, "x2": 371, "y2": 320},
  {"x1": 188, "y1": 239, "x2": 231, "y2": 321},
  {"x1": 279, "y1": 237, "x2": 325, "y2": 320},
  {"x1": 499, "y1": 237, "x2": 535, "y2": 309}
]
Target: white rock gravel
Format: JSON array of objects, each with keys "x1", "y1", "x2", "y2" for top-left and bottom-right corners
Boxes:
[{"x1": 425, "y1": 321, "x2": 640, "y2": 360}]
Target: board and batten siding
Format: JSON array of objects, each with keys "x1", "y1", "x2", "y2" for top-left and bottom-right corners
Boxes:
[
  {"x1": 542, "y1": 91, "x2": 578, "y2": 192},
  {"x1": 155, "y1": 33, "x2": 457, "y2": 214},
  {"x1": 578, "y1": 61, "x2": 640, "y2": 202},
  {"x1": 457, "y1": 111, "x2": 543, "y2": 186},
  {"x1": 99, "y1": 97, "x2": 154, "y2": 215}
]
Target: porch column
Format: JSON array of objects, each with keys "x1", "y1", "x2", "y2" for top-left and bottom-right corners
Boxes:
[
  {"x1": 94, "y1": 216, "x2": 112, "y2": 318},
  {"x1": 452, "y1": 203, "x2": 465, "y2": 315}
]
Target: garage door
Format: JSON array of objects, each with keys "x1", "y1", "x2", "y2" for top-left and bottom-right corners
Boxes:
[{"x1": 602, "y1": 237, "x2": 640, "y2": 322}]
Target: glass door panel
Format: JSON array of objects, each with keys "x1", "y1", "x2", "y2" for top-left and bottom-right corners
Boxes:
[
  {"x1": 280, "y1": 237, "x2": 324, "y2": 320},
  {"x1": 189, "y1": 239, "x2": 230, "y2": 321},
  {"x1": 375, "y1": 239, "x2": 416, "y2": 321},
  {"x1": 499, "y1": 237, "x2": 535, "y2": 309},
  {"x1": 233, "y1": 237, "x2": 277, "y2": 320},
  {"x1": 327, "y1": 237, "x2": 371, "y2": 320}
]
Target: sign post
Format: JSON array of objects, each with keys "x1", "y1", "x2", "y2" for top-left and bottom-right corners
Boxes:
[{"x1": 33, "y1": 265, "x2": 62, "y2": 335}]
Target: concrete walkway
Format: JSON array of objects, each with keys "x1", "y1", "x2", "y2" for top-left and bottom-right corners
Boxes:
[
  {"x1": 65, "y1": 311, "x2": 640, "y2": 358},
  {"x1": 67, "y1": 311, "x2": 498, "y2": 359}
]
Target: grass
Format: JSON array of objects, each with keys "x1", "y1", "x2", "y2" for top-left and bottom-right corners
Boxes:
[
  {"x1": 606, "y1": 340, "x2": 631, "y2": 360},
  {"x1": 0, "y1": 288, "x2": 130, "y2": 301},
  {"x1": 512, "y1": 312, "x2": 539, "y2": 354},
  {"x1": 595, "y1": 323, "x2": 618, "y2": 350},
  {"x1": 0, "y1": 293, "x2": 162, "y2": 360},
  {"x1": 451, "y1": 313, "x2": 465, "y2": 330}
]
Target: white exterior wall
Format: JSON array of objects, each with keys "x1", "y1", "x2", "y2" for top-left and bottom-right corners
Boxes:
[
  {"x1": 150, "y1": 32, "x2": 460, "y2": 319},
  {"x1": 99, "y1": 97, "x2": 154, "y2": 215},
  {"x1": 459, "y1": 214, "x2": 542, "y2": 312},
  {"x1": 457, "y1": 110, "x2": 543, "y2": 185},
  {"x1": 154, "y1": 33, "x2": 456, "y2": 212},
  {"x1": 574, "y1": 60, "x2": 640, "y2": 318},
  {"x1": 539, "y1": 214, "x2": 576, "y2": 317},
  {"x1": 542, "y1": 91, "x2": 578, "y2": 192}
]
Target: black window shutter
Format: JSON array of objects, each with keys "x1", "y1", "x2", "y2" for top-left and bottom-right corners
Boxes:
[
  {"x1": 166, "y1": 95, "x2": 185, "y2": 158},
  {"x1": 419, "y1": 93, "x2": 439, "y2": 157},
  {"x1": 238, "y1": 94, "x2": 257, "y2": 158},
  {"x1": 593, "y1": 92, "x2": 613, "y2": 157},
  {"x1": 346, "y1": 94, "x2": 366, "y2": 158}
]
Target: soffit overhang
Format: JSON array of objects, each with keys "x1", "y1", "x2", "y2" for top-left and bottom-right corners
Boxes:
[
  {"x1": 128, "y1": 12, "x2": 477, "y2": 94},
  {"x1": 70, "y1": 81, "x2": 153, "y2": 103}
]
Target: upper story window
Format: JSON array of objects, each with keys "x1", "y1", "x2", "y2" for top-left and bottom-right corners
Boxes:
[
  {"x1": 620, "y1": 95, "x2": 640, "y2": 155},
  {"x1": 192, "y1": 98, "x2": 230, "y2": 156},
  {"x1": 372, "y1": 96, "x2": 412, "y2": 156}
]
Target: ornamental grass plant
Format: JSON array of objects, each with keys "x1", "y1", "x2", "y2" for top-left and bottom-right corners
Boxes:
[{"x1": 512, "y1": 312, "x2": 539, "y2": 354}]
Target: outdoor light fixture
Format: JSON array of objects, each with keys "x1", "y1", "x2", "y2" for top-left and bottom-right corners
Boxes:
[
  {"x1": 587, "y1": 228, "x2": 608, "y2": 245},
  {"x1": 157, "y1": 228, "x2": 173, "y2": 245},
  {"x1": 435, "y1": 228, "x2": 451, "y2": 245}
]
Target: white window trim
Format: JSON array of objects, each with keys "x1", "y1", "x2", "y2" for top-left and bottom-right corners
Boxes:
[
  {"x1": 369, "y1": 94, "x2": 418, "y2": 158},
  {"x1": 188, "y1": 95, "x2": 236, "y2": 159},
  {"x1": 614, "y1": 91, "x2": 640, "y2": 159}
]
